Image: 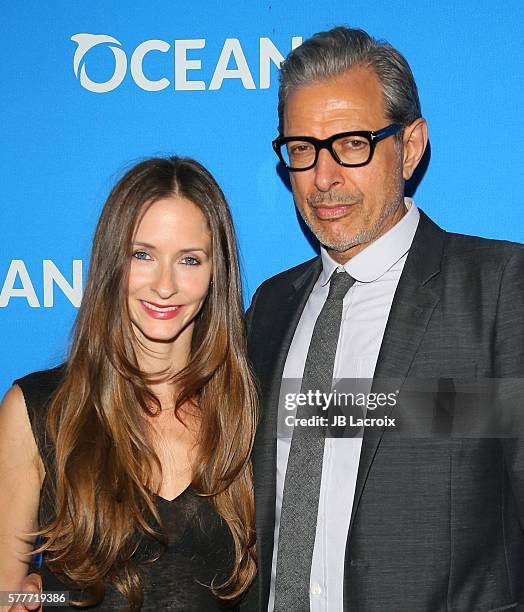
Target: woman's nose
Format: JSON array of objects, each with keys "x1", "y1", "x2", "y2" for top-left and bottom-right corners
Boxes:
[{"x1": 151, "y1": 263, "x2": 177, "y2": 299}]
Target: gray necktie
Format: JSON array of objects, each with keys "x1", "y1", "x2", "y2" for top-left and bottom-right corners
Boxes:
[{"x1": 274, "y1": 270, "x2": 355, "y2": 611}]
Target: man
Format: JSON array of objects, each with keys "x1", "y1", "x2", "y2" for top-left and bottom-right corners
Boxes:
[{"x1": 244, "y1": 26, "x2": 524, "y2": 611}]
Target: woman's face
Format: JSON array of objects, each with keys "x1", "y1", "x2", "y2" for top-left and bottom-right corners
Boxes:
[{"x1": 128, "y1": 196, "x2": 212, "y2": 357}]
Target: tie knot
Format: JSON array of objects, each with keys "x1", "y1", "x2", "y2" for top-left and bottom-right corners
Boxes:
[{"x1": 327, "y1": 270, "x2": 354, "y2": 300}]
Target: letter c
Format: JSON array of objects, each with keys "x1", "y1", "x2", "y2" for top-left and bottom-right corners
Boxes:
[{"x1": 130, "y1": 40, "x2": 170, "y2": 91}]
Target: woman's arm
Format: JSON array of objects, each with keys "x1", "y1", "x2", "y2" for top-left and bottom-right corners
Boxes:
[{"x1": 0, "y1": 385, "x2": 44, "y2": 594}]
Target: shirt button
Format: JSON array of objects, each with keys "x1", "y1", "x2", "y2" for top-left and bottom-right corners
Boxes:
[{"x1": 310, "y1": 583, "x2": 322, "y2": 597}]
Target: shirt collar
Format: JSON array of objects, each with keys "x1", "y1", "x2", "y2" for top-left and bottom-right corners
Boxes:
[{"x1": 319, "y1": 197, "x2": 420, "y2": 285}]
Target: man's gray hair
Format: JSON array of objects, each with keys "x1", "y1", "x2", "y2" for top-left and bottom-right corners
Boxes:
[{"x1": 278, "y1": 26, "x2": 422, "y2": 134}]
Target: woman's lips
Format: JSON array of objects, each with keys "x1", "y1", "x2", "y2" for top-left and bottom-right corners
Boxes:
[{"x1": 140, "y1": 300, "x2": 182, "y2": 320}]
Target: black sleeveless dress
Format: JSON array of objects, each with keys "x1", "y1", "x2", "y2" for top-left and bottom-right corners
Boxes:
[{"x1": 15, "y1": 367, "x2": 238, "y2": 611}]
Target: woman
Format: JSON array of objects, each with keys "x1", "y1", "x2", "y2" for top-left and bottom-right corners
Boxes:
[{"x1": 0, "y1": 157, "x2": 258, "y2": 610}]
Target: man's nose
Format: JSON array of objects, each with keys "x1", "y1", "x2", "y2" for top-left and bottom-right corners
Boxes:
[{"x1": 313, "y1": 148, "x2": 345, "y2": 192}]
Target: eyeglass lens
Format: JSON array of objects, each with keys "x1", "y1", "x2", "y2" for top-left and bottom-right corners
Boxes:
[{"x1": 280, "y1": 134, "x2": 371, "y2": 169}]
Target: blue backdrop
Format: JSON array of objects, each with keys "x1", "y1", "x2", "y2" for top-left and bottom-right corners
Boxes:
[{"x1": 1, "y1": 1, "x2": 523, "y2": 394}]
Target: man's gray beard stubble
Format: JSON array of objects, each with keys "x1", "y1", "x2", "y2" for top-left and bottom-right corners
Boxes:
[{"x1": 299, "y1": 187, "x2": 405, "y2": 253}]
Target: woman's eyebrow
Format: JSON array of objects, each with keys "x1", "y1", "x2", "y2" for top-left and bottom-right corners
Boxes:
[
  {"x1": 132, "y1": 241, "x2": 156, "y2": 249},
  {"x1": 132, "y1": 242, "x2": 209, "y2": 254}
]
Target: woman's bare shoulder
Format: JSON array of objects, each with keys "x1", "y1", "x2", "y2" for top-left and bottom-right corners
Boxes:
[{"x1": 0, "y1": 385, "x2": 43, "y2": 590}]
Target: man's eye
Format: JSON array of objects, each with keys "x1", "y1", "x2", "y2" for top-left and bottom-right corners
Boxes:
[
  {"x1": 340, "y1": 138, "x2": 368, "y2": 150},
  {"x1": 181, "y1": 256, "x2": 200, "y2": 266},
  {"x1": 132, "y1": 250, "x2": 151, "y2": 260},
  {"x1": 289, "y1": 143, "x2": 313, "y2": 157}
]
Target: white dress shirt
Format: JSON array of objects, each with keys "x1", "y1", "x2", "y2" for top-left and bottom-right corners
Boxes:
[{"x1": 268, "y1": 198, "x2": 420, "y2": 611}]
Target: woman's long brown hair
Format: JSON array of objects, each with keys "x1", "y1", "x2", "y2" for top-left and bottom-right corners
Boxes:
[{"x1": 36, "y1": 157, "x2": 258, "y2": 609}]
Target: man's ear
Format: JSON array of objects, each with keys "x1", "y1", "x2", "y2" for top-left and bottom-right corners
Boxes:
[{"x1": 402, "y1": 118, "x2": 428, "y2": 180}]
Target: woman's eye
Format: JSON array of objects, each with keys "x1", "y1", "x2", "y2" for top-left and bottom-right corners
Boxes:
[
  {"x1": 132, "y1": 250, "x2": 151, "y2": 261},
  {"x1": 181, "y1": 256, "x2": 200, "y2": 266}
]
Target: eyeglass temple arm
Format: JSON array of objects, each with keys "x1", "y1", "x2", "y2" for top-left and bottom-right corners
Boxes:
[{"x1": 372, "y1": 124, "x2": 401, "y2": 141}]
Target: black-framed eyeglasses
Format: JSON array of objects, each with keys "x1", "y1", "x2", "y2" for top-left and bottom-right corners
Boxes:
[{"x1": 272, "y1": 123, "x2": 402, "y2": 171}]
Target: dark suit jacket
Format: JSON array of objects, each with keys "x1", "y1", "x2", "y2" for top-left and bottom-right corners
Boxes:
[{"x1": 244, "y1": 211, "x2": 524, "y2": 612}]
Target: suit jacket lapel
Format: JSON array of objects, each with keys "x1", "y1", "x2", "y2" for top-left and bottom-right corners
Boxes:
[
  {"x1": 349, "y1": 211, "x2": 445, "y2": 533},
  {"x1": 253, "y1": 258, "x2": 322, "y2": 611}
]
